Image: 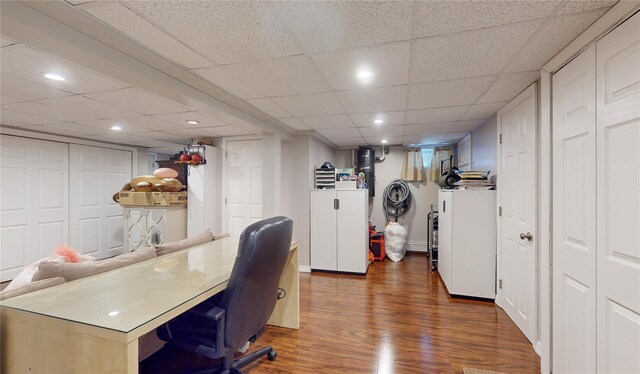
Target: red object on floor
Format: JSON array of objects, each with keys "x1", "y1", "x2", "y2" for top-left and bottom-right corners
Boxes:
[{"x1": 370, "y1": 233, "x2": 385, "y2": 261}]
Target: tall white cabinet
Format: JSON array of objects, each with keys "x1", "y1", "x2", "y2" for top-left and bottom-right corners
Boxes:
[
  {"x1": 438, "y1": 189, "x2": 496, "y2": 299},
  {"x1": 310, "y1": 189, "x2": 368, "y2": 274}
]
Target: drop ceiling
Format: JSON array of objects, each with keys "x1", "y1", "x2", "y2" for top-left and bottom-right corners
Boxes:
[{"x1": 0, "y1": 0, "x2": 617, "y2": 149}]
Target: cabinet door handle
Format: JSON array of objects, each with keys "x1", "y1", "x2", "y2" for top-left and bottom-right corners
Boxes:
[
  {"x1": 443, "y1": 200, "x2": 446, "y2": 213},
  {"x1": 334, "y1": 198, "x2": 339, "y2": 210}
]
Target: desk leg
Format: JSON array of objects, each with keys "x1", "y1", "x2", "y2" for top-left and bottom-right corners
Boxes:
[
  {"x1": 1, "y1": 308, "x2": 138, "y2": 373},
  {"x1": 268, "y1": 245, "x2": 299, "y2": 329}
]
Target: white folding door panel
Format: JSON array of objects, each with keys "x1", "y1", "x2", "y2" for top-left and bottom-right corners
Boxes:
[
  {"x1": 596, "y1": 14, "x2": 640, "y2": 373},
  {"x1": 552, "y1": 45, "x2": 597, "y2": 373},
  {"x1": 0, "y1": 136, "x2": 68, "y2": 281},
  {"x1": 497, "y1": 83, "x2": 537, "y2": 343},
  {"x1": 310, "y1": 190, "x2": 337, "y2": 271},
  {"x1": 69, "y1": 145, "x2": 131, "y2": 259},
  {"x1": 336, "y1": 190, "x2": 367, "y2": 273},
  {"x1": 226, "y1": 140, "x2": 262, "y2": 238}
]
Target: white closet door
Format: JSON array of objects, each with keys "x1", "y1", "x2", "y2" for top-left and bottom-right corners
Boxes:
[
  {"x1": 596, "y1": 14, "x2": 640, "y2": 374},
  {"x1": 0, "y1": 136, "x2": 68, "y2": 281},
  {"x1": 69, "y1": 145, "x2": 131, "y2": 259},
  {"x1": 310, "y1": 190, "x2": 337, "y2": 271},
  {"x1": 497, "y1": 83, "x2": 537, "y2": 343},
  {"x1": 552, "y1": 45, "x2": 597, "y2": 373},
  {"x1": 226, "y1": 140, "x2": 262, "y2": 238},
  {"x1": 336, "y1": 190, "x2": 367, "y2": 273}
]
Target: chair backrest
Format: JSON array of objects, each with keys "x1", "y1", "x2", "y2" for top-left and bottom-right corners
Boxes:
[{"x1": 220, "y1": 216, "x2": 293, "y2": 348}]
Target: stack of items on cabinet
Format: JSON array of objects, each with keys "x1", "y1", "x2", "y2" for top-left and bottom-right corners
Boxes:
[{"x1": 453, "y1": 170, "x2": 495, "y2": 190}]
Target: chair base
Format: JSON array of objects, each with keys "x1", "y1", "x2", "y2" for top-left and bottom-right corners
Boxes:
[{"x1": 218, "y1": 346, "x2": 276, "y2": 374}]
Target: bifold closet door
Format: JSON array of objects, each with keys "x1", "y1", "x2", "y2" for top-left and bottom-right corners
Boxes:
[
  {"x1": 552, "y1": 45, "x2": 597, "y2": 373},
  {"x1": 69, "y1": 145, "x2": 132, "y2": 259},
  {"x1": 596, "y1": 13, "x2": 640, "y2": 373}
]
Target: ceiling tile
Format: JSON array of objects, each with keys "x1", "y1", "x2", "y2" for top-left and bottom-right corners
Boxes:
[
  {"x1": 85, "y1": 2, "x2": 213, "y2": 69},
  {"x1": 201, "y1": 125, "x2": 250, "y2": 137},
  {"x1": 444, "y1": 131, "x2": 470, "y2": 141},
  {"x1": 273, "y1": 92, "x2": 344, "y2": 117},
  {"x1": 350, "y1": 111, "x2": 405, "y2": 127},
  {"x1": 0, "y1": 109, "x2": 61, "y2": 125},
  {"x1": 1, "y1": 74, "x2": 73, "y2": 104},
  {"x1": 2, "y1": 102, "x2": 98, "y2": 122},
  {"x1": 1, "y1": 37, "x2": 17, "y2": 48},
  {"x1": 37, "y1": 96, "x2": 139, "y2": 119},
  {"x1": 328, "y1": 137, "x2": 366, "y2": 147},
  {"x1": 247, "y1": 99, "x2": 291, "y2": 119},
  {"x1": 412, "y1": 21, "x2": 541, "y2": 83},
  {"x1": 408, "y1": 76, "x2": 495, "y2": 110},
  {"x1": 359, "y1": 125, "x2": 404, "y2": 138},
  {"x1": 461, "y1": 102, "x2": 507, "y2": 120},
  {"x1": 299, "y1": 115, "x2": 354, "y2": 130},
  {"x1": 132, "y1": 131, "x2": 192, "y2": 144},
  {"x1": 34, "y1": 122, "x2": 112, "y2": 136},
  {"x1": 153, "y1": 112, "x2": 226, "y2": 127},
  {"x1": 85, "y1": 88, "x2": 188, "y2": 115},
  {"x1": 1, "y1": 44, "x2": 128, "y2": 94},
  {"x1": 504, "y1": 9, "x2": 608, "y2": 73},
  {"x1": 316, "y1": 128, "x2": 361, "y2": 138},
  {"x1": 554, "y1": 0, "x2": 617, "y2": 16},
  {"x1": 225, "y1": 55, "x2": 331, "y2": 97},
  {"x1": 403, "y1": 134, "x2": 446, "y2": 146},
  {"x1": 413, "y1": 1, "x2": 559, "y2": 38},
  {"x1": 337, "y1": 85, "x2": 407, "y2": 113},
  {"x1": 192, "y1": 66, "x2": 264, "y2": 100},
  {"x1": 273, "y1": 1, "x2": 413, "y2": 52},
  {"x1": 76, "y1": 116, "x2": 184, "y2": 132},
  {"x1": 0, "y1": 122, "x2": 40, "y2": 130},
  {"x1": 405, "y1": 106, "x2": 469, "y2": 124},
  {"x1": 125, "y1": 1, "x2": 303, "y2": 64},
  {"x1": 453, "y1": 119, "x2": 486, "y2": 132},
  {"x1": 478, "y1": 71, "x2": 540, "y2": 104},
  {"x1": 365, "y1": 136, "x2": 403, "y2": 146},
  {"x1": 279, "y1": 118, "x2": 311, "y2": 131},
  {"x1": 404, "y1": 122, "x2": 455, "y2": 136},
  {"x1": 312, "y1": 42, "x2": 410, "y2": 90}
]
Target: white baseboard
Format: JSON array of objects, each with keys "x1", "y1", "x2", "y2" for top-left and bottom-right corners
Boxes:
[
  {"x1": 298, "y1": 265, "x2": 311, "y2": 273},
  {"x1": 534, "y1": 341, "x2": 543, "y2": 357},
  {"x1": 406, "y1": 241, "x2": 427, "y2": 252}
]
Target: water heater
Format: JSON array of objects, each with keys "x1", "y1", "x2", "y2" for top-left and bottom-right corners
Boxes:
[{"x1": 357, "y1": 147, "x2": 375, "y2": 197}]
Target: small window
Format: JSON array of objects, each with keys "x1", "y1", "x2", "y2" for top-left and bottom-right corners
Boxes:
[{"x1": 421, "y1": 148, "x2": 434, "y2": 169}]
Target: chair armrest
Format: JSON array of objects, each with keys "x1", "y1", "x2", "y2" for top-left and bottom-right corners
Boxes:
[{"x1": 187, "y1": 305, "x2": 226, "y2": 353}]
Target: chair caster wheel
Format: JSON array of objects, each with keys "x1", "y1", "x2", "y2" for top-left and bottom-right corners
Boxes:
[{"x1": 267, "y1": 350, "x2": 277, "y2": 361}]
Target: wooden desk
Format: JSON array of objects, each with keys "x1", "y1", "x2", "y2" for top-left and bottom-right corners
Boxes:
[{"x1": 0, "y1": 238, "x2": 299, "y2": 373}]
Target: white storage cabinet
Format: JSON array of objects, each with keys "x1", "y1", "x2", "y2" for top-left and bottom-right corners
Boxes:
[
  {"x1": 438, "y1": 189, "x2": 496, "y2": 299},
  {"x1": 310, "y1": 189, "x2": 368, "y2": 274}
]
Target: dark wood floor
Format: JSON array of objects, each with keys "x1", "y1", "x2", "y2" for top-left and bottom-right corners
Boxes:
[{"x1": 143, "y1": 253, "x2": 540, "y2": 373}]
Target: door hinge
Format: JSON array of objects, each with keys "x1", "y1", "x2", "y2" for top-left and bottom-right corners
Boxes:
[
  {"x1": 499, "y1": 206, "x2": 502, "y2": 216},
  {"x1": 499, "y1": 134, "x2": 502, "y2": 144},
  {"x1": 225, "y1": 198, "x2": 227, "y2": 205},
  {"x1": 499, "y1": 279, "x2": 502, "y2": 289}
]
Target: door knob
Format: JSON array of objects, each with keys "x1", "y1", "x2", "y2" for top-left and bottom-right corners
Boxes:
[{"x1": 520, "y1": 232, "x2": 533, "y2": 241}]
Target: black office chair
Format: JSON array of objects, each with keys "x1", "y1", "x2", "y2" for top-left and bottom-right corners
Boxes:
[{"x1": 157, "y1": 216, "x2": 293, "y2": 374}]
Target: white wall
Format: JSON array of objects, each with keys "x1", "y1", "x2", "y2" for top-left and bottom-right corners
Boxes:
[
  {"x1": 471, "y1": 114, "x2": 498, "y2": 174},
  {"x1": 280, "y1": 141, "x2": 293, "y2": 220}
]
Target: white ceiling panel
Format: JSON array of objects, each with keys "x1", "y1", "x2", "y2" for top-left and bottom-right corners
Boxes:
[
  {"x1": 85, "y1": 88, "x2": 188, "y2": 115},
  {"x1": 225, "y1": 55, "x2": 331, "y2": 97},
  {"x1": 192, "y1": 66, "x2": 265, "y2": 100},
  {"x1": 444, "y1": 132, "x2": 470, "y2": 141},
  {"x1": 461, "y1": 102, "x2": 507, "y2": 120},
  {"x1": 408, "y1": 76, "x2": 494, "y2": 110},
  {"x1": 316, "y1": 128, "x2": 362, "y2": 138},
  {"x1": 337, "y1": 85, "x2": 407, "y2": 114},
  {"x1": 328, "y1": 137, "x2": 366, "y2": 147},
  {"x1": 412, "y1": 21, "x2": 540, "y2": 83},
  {"x1": 34, "y1": 122, "x2": 112, "y2": 136},
  {"x1": 312, "y1": 42, "x2": 410, "y2": 90},
  {"x1": 3, "y1": 102, "x2": 98, "y2": 122},
  {"x1": 1, "y1": 37, "x2": 17, "y2": 48},
  {"x1": 478, "y1": 71, "x2": 540, "y2": 104},
  {"x1": 125, "y1": 1, "x2": 303, "y2": 64},
  {"x1": 247, "y1": 99, "x2": 291, "y2": 119},
  {"x1": 350, "y1": 111, "x2": 405, "y2": 127},
  {"x1": 85, "y1": 2, "x2": 213, "y2": 69},
  {"x1": 279, "y1": 118, "x2": 311, "y2": 131},
  {"x1": 76, "y1": 116, "x2": 184, "y2": 133},
  {"x1": 37, "y1": 96, "x2": 139, "y2": 119},
  {"x1": 300, "y1": 115, "x2": 354, "y2": 130},
  {"x1": 0, "y1": 109, "x2": 61, "y2": 125},
  {"x1": 1, "y1": 74, "x2": 73, "y2": 104},
  {"x1": 153, "y1": 112, "x2": 226, "y2": 127},
  {"x1": 273, "y1": 92, "x2": 344, "y2": 117},
  {"x1": 453, "y1": 119, "x2": 486, "y2": 132},
  {"x1": 358, "y1": 125, "x2": 404, "y2": 138},
  {"x1": 365, "y1": 136, "x2": 403, "y2": 145},
  {"x1": 555, "y1": 1, "x2": 617, "y2": 16},
  {"x1": 504, "y1": 9, "x2": 608, "y2": 73},
  {"x1": 413, "y1": 1, "x2": 559, "y2": 38},
  {"x1": 132, "y1": 131, "x2": 192, "y2": 145},
  {"x1": 403, "y1": 134, "x2": 446, "y2": 145},
  {"x1": 403, "y1": 122, "x2": 455, "y2": 135},
  {"x1": 405, "y1": 106, "x2": 469, "y2": 125},
  {"x1": 1, "y1": 44, "x2": 128, "y2": 94},
  {"x1": 163, "y1": 125, "x2": 249, "y2": 137},
  {"x1": 273, "y1": 1, "x2": 413, "y2": 52}
]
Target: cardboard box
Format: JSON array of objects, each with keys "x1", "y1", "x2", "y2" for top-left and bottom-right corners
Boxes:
[
  {"x1": 335, "y1": 181, "x2": 357, "y2": 189},
  {"x1": 118, "y1": 191, "x2": 187, "y2": 206}
]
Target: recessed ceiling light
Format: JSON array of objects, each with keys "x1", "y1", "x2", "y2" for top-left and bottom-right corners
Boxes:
[
  {"x1": 357, "y1": 71, "x2": 372, "y2": 79},
  {"x1": 374, "y1": 119, "x2": 384, "y2": 125},
  {"x1": 110, "y1": 125, "x2": 122, "y2": 131},
  {"x1": 44, "y1": 73, "x2": 65, "y2": 81},
  {"x1": 186, "y1": 120, "x2": 199, "y2": 125},
  {"x1": 108, "y1": 311, "x2": 119, "y2": 317},
  {"x1": 381, "y1": 139, "x2": 388, "y2": 144}
]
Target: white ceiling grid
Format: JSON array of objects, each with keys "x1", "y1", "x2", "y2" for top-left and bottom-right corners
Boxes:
[{"x1": 1, "y1": 0, "x2": 617, "y2": 149}]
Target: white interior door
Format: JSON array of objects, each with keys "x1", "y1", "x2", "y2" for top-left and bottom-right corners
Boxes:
[
  {"x1": 226, "y1": 140, "x2": 262, "y2": 238},
  {"x1": 336, "y1": 190, "x2": 367, "y2": 273},
  {"x1": 497, "y1": 83, "x2": 537, "y2": 343},
  {"x1": 596, "y1": 14, "x2": 640, "y2": 373},
  {"x1": 0, "y1": 136, "x2": 68, "y2": 281},
  {"x1": 69, "y1": 145, "x2": 131, "y2": 259},
  {"x1": 552, "y1": 45, "x2": 597, "y2": 373}
]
